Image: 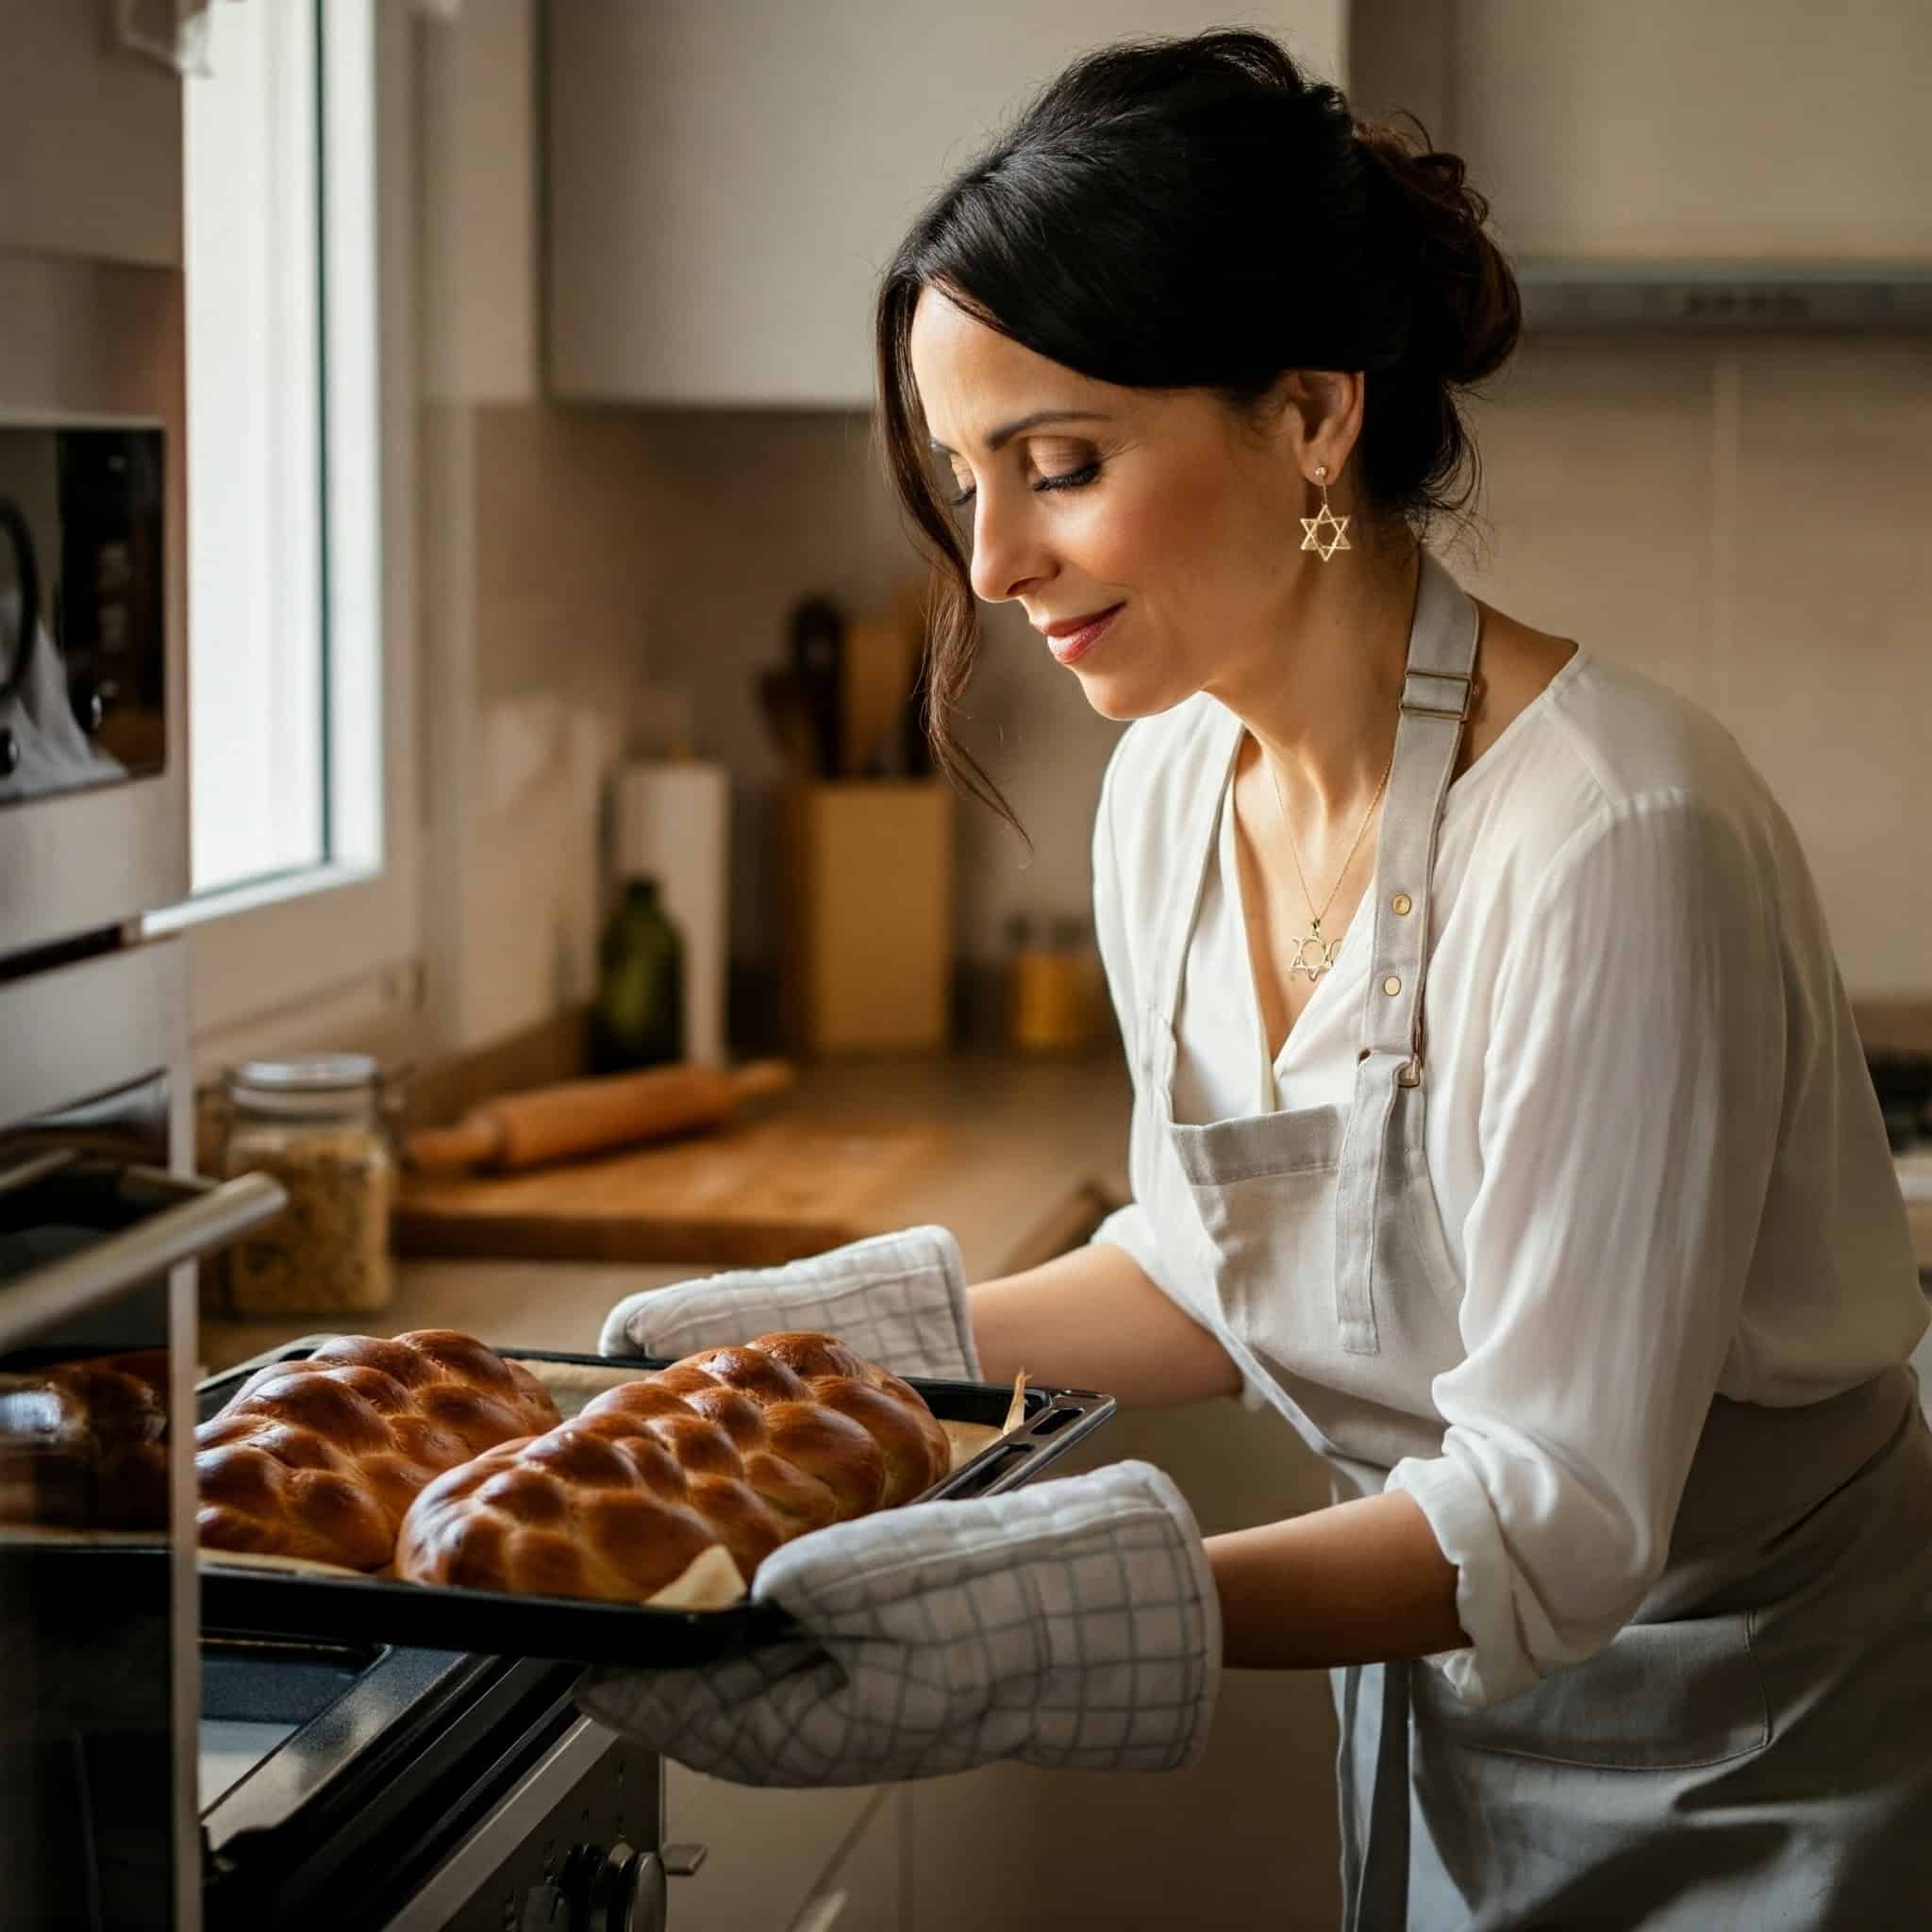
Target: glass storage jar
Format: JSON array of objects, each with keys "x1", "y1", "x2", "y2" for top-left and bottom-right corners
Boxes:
[{"x1": 218, "y1": 1056, "x2": 395, "y2": 1317}]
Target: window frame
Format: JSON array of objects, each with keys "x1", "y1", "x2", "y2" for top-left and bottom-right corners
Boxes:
[{"x1": 146, "y1": 0, "x2": 421, "y2": 1062}]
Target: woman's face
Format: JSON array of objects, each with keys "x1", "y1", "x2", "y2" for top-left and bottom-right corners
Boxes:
[{"x1": 908, "y1": 286, "x2": 1314, "y2": 722}]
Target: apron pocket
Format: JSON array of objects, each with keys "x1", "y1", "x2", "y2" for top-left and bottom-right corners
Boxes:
[
  {"x1": 1169, "y1": 1100, "x2": 1344, "y2": 1188},
  {"x1": 1412, "y1": 1610, "x2": 1772, "y2": 1771}
]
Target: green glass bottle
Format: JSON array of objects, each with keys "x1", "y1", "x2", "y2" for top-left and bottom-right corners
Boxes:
[{"x1": 590, "y1": 876, "x2": 687, "y2": 1073}]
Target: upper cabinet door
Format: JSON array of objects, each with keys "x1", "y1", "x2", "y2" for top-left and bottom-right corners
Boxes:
[
  {"x1": 0, "y1": 0, "x2": 183, "y2": 267},
  {"x1": 546, "y1": 0, "x2": 1345, "y2": 408},
  {"x1": 1430, "y1": 0, "x2": 1932, "y2": 262}
]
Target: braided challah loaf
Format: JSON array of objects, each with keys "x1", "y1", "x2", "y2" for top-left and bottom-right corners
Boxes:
[
  {"x1": 0, "y1": 1350, "x2": 172, "y2": 1530},
  {"x1": 394, "y1": 1331, "x2": 952, "y2": 1603},
  {"x1": 196, "y1": 1328, "x2": 561, "y2": 1570}
]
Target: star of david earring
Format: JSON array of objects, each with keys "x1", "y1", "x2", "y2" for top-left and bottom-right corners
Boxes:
[{"x1": 1300, "y1": 465, "x2": 1351, "y2": 562}]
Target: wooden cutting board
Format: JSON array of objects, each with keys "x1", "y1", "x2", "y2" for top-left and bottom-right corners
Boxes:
[{"x1": 391, "y1": 1115, "x2": 943, "y2": 1268}]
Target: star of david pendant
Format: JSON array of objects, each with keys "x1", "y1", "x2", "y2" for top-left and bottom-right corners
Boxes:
[
  {"x1": 1288, "y1": 921, "x2": 1339, "y2": 980},
  {"x1": 1299, "y1": 503, "x2": 1351, "y2": 563}
]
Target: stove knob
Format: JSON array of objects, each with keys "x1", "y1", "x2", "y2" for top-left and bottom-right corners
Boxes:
[
  {"x1": 586, "y1": 1840, "x2": 666, "y2": 1932},
  {"x1": 525, "y1": 1843, "x2": 602, "y2": 1931},
  {"x1": 519, "y1": 1878, "x2": 570, "y2": 1931},
  {"x1": 634, "y1": 1852, "x2": 667, "y2": 1931}
]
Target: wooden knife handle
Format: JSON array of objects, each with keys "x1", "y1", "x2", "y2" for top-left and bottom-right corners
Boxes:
[{"x1": 406, "y1": 1060, "x2": 796, "y2": 1174}]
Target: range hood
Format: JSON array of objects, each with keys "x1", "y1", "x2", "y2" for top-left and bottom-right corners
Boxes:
[
  {"x1": 1351, "y1": 0, "x2": 1932, "y2": 334},
  {"x1": 1513, "y1": 261, "x2": 1932, "y2": 334}
]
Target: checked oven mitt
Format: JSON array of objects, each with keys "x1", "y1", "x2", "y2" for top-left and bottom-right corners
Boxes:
[
  {"x1": 597, "y1": 1225, "x2": 981, "y2": 1384},
  {"x1": 575, "y1": 1458, "x2": 1220, "y2": 1786}
]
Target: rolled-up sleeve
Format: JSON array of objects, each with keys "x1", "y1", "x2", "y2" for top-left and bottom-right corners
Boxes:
[{"x1": 1385, "y1": 791, "x2": 1783, "y2": 1707}]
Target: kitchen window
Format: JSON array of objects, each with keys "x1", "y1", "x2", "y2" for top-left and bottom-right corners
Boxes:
[{"x1": 151, "y1": 0, "x2": 420, "y2": 1058}]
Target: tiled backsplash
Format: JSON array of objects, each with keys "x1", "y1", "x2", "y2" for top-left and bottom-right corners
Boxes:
[
  {"x1": 443, "y1": 337, "x2": 1927, "y2": 1053},
  {"x1": 1459, "y1": 336, "x2": 1931, "y2": 996}
]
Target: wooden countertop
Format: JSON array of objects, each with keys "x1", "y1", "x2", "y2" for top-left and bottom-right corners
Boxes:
[{"x1": 200, "y1": 1047, "x2": 1133, "y2": 1374}]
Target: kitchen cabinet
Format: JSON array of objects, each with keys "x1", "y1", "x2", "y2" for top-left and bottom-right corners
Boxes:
[
  {"x1": 1357, "y1": 0, "x2": 1932, "y2": 263},
  {"x1": 662, "y1": 1771, "x2": 894, "y2": 1931},
  {"x1": 545, "y1": 0, "x2": 1345, "y2": 408},
  {"x1": 904, "y1": 1397, "x2": 1344, "y2": 1930},
  {"x1": 608, "y1": 1397, "x2": 1340, "y2": 1932},
  {"x1": 0, "y1": 0, "x2": 182, "y2": 267},
  {"x1": 786, "y1": 1789, "x2": 901, "y2": 1932}
]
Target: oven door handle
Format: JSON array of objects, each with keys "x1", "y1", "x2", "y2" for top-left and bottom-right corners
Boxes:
[{"x1": 0, "y1": 1164, "x2": 286, "y2": 1352}]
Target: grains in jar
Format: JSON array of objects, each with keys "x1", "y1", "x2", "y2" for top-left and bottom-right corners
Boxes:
[{"x1": 218, "y1": 1056, "x2": 395, "y2": 1316}]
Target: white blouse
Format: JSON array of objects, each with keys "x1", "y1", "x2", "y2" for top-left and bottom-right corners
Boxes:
[{"x1": 1089, "y1": 643, "x2": 1927, "y2": 1704}]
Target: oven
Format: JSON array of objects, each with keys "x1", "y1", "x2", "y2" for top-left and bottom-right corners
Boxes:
[
  {"x1": 2, "y1": 243, "x2": 681, "y2": 1932},
  {"x1": 197, "y1": 1593, "x2": 671, "y2": 1931},
  {"x1": 196, "y1": 1347, "x2": 674, "y2": 1930},
  {"x1": 1, "y1": 941, "x2": 286, "y2": 1930},
  {"x1": 0, "y1": 888, "x2": 672, "y2": 1932},
  {"x1": 1, "y1": 240, "x2": 269, "y2": 1932}
]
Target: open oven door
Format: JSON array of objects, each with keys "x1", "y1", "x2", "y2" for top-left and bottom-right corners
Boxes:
[{"x1": 1, "y1": 939, "x2": 284, "y2": 1932}]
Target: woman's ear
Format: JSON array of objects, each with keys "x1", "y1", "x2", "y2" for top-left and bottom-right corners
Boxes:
[{"x1": 1272, "y1": 369, "x2": 1365, "y2": 486}]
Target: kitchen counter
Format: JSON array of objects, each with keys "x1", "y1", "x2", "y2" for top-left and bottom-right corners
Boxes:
[{"x1": 200, "y1": 1047, "x2": 1134, "y2": 1374}]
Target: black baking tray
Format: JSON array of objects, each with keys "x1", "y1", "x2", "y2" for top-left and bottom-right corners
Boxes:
[{"x1": 195, "y1": 1341, "x2": 1115, "y2": 1667}]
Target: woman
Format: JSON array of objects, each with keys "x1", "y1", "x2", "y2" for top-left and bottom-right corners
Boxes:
[{"x1": 586, "y1": 31, "x2": 1932, "y2": 1926}]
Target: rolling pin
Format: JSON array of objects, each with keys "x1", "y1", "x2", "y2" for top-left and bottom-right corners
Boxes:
[{"x1": 405, "y1": 1060, "x2": 796, "y2": 1174}]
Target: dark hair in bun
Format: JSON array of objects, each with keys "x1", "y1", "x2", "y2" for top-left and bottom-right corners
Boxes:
[
  {"x1": 874, "y1": 28, "x2": 1522, "y2": 829},
  {"x1": 1351, "y1": 116, "x2": 1522, "y2": 512}
]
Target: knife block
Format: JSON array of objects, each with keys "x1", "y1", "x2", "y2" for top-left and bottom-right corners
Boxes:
[{"x1": 774, "y1": 781, "x2": 954, "y2": 1053}]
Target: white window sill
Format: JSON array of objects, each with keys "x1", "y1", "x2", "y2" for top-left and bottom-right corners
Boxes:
[{"x1": 143, "y1": 859, "x2": 385, "y2": 937}]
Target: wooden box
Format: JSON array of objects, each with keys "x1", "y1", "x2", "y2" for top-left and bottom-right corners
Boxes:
[{"x1": 774, "y1": 781, "x2": 954, "y2": 1053}]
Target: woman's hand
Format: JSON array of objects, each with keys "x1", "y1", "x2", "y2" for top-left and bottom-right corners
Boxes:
[{"x1": 575, "y1": 1458, "x2": 1220, "y2": 1786}]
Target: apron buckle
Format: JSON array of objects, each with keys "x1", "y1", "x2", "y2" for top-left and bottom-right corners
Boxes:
[
  {"x1": 1399, "y1": 1007, "x2": 1429, "y2": 1088},
  {"x1": 1400, "y1": 668, "x2": 1474, "y2": 723}
]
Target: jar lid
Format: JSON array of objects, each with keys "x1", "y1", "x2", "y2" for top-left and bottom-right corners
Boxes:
[
  {"x1": 225, "y1": 1055, "x2": 385, "y2": 1122},
  {"x1": 231, "y1": 1054, "x2": 381, "y2": 1092}
]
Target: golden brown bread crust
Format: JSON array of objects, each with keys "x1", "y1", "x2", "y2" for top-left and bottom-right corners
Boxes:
[
  {"x1": 0, "y1": 1350, "x2": 172, "y2": 1530},
  {"x1": 392, "y1": 1329, "x2": 953, "y2": 1604},
  {"x1": 195, "y1": 1329, "x2": 560, "y2": 1570}
]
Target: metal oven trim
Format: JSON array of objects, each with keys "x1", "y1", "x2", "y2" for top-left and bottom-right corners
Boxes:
[
  {"x1": 0, "y1": 1160, "x2": 284, "y2": 1354},
  {"x1": 1, "y1": 941, "x2": 190, "y2": 1129}
]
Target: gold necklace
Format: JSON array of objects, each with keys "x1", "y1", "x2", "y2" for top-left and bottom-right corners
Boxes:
[{"x1": 1262, "y1": 741, "x2": 1394, "y2": 980}]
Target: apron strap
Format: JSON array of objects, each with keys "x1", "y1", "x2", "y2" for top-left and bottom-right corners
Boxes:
[
  {"x1": 1334, "y1": 553, "x2": 1477, "y2": 1356},
  {"x1": 1356, "y1": 550, "x2": 1478, "y2": 1074},
  {"x1": 1341, "y1": 1659, "x2": 1414, "y2": 1932}
]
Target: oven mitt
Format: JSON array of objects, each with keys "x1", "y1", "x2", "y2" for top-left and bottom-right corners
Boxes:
[
  {"x1": 575, "y1": 1457, "x2": 1220, "y2": 1786},
  {"x1": 597, "y1": 1224, "x2": 981, "y2": 1383}
]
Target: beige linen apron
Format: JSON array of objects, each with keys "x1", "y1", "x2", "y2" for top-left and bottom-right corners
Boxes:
[{"x1": 1136, "y1": 553, "x2": 1932, "y2": 1928}]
